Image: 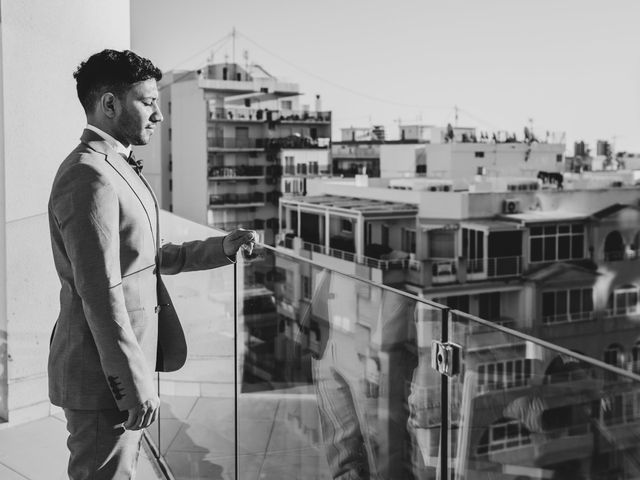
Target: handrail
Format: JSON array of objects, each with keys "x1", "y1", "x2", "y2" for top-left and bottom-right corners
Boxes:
[{"x1": 452, "y1": 309, "x2": 640, "y2": 383}]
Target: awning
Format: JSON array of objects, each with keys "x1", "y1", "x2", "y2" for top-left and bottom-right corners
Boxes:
[
  {"x1": 501, "y1": 210, "x2": 588, "y2": 224},
  {"x1": 460, "y1": 219, "x2": 523, "y2": 232}
]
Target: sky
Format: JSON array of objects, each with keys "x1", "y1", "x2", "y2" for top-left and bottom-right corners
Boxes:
[{"x1": 131, "y1": 0, "x2": 640, "y2": 154}]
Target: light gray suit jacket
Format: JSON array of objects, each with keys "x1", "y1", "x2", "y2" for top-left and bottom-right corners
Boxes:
[{"x1": 48, "y1": 129, "x2": 232, "y2": 411}]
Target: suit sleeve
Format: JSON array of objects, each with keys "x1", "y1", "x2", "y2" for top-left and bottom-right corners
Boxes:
[
  {"x1": 159, "y1": 236, "x2": 234, "y2": 275},
  {"x1": 51, "y1": 164, "x2": 155, "y2": 411}
]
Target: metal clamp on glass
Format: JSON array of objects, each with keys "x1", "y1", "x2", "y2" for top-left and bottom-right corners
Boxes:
[{"x1": 431, "y1": 341, "x2": 461, "y2": 377}]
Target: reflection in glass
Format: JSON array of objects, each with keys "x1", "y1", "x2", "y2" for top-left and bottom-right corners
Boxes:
[
  {"x1": 450, "y1": 311, "x2": 640, "y2": 480},
  {"x1": 238, "y1": 246, "x2": 443, "y2": 479}
]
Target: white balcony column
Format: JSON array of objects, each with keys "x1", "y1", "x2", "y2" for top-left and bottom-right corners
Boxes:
[
  {"x1": 483, "y1": 231, "x2": 489, "y2": 274},
  {"x1": 324, "y1": 210, "x2": 331, "y2": 252},
  {"x1": 297, "y1": 207, "x2": 301, "y2": 237},
  {"x1": 355, "y1": 213, "x2": 364, "y2": 263},
  {"x1": 278, "y1": 201, "x2": 283, "y2": 235}
]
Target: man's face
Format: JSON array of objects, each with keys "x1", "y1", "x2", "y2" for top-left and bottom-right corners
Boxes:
[{"x1": 113, "y1": 78, "x2": 163, "y2": 147}]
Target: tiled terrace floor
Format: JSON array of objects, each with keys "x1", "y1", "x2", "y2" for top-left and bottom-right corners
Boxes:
[
  {"x1": 152, "y1": 393, "x2": 331, "y2": 480},
  {"x1": 0, "y1": 413, "x2": 165, "y2": 480}
]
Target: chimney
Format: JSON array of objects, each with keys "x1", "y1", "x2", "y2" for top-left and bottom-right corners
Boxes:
[{"x1": 315, "y1": 94, "x2": 322, "y2": 112}]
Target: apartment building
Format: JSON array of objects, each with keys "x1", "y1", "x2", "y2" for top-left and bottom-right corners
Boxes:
[
  {"x1": 146, "y1": 62, "x2": 332, "y2": 245},
  {"x1": 272, "y1": 173, "x2": 640, "y2": 478},
  {"x1": 330, "y1": 123, "x2": 566, "y2": 181}
]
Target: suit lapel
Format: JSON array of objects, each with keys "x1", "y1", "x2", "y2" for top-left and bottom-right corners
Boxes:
[{"x1": 81, "y1": 130, "x2": 157, "y2": 251}]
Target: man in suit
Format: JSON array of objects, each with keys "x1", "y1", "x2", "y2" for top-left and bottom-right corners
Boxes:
[{"x1": 48, "y1": 49, "x2": 256, "y2": 479}]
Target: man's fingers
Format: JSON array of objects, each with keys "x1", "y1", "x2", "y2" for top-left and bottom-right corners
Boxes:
[
  {"x1": 140, "y1": 405, "x2": 154, "y2": 429},
  {"x1": 124, "y1": 409, "x2": 138, "y2": 430}
]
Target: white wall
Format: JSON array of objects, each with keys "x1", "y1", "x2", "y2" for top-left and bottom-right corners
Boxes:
[
  {"x1": 171, "y1": 79, "x2": 208, "y2": 225},
  {"x1": 380, "y1": 143, "x2": 425, "y2": 177},
  {"x1": 0, "y1": 0, "x2": 130, "y2": 423},
  {"x1": 423, "y1": 143, "x2": 565, "y2": 180}
]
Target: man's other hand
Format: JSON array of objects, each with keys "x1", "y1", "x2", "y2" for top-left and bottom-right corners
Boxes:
[
  {"x1": 124, "y1": 396, "x2": 160, "y2": 430},
  {"x1": 223, "y1": 229, "x2": 258, "y2": 257}
]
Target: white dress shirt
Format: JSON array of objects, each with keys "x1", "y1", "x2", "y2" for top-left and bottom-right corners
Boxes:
[{"x1": 86, "y1": 124, "x2": 131, "y2": 158}]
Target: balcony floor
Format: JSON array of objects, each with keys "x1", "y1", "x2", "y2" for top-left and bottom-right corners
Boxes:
[
  {"x1": 154, "y1": 392, "x2": 330, "y2": 480},
  {"x1": 0, "y1": 414, "x2": 164, "y2": 479}
]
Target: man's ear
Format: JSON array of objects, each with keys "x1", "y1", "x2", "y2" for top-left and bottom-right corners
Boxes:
[{"x1": 99, "y1": 92, "x2": 118, "y2": 119}]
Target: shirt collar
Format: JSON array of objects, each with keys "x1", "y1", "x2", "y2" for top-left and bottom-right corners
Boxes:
[{"x1": 86, "y1": 124, "x2": 131, "y2": 158}]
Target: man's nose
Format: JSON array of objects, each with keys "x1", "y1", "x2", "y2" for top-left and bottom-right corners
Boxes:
[{"x1": 151, "y1": 105, "x2": 163, "y2": 123}]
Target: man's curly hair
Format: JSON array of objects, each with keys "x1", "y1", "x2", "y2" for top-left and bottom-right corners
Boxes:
[{"x1": 73, "y1": 49, "x2": 162, "y2": 113}]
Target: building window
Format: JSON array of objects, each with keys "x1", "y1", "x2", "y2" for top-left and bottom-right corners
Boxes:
[
  {"x1": 341, "y1": 219, "x2": 353, "y2": 233},
  {"x1": 632, "y1": 342, "x2": 640, "y2": 373},
  {"x1": 607, "y1": 284, "x2": 640, "y2": 316},
  {"x1": 556, "y1": 154, "x2": 563, "y2": 162},
  {"x1": 474, "y1": 151, "x2": 485, "y2": 158},
  {"x1": 402, "y1": 228, "x2": 416, "y2": 254},
  {"x1": 436, "y1": 295, "x2": 469, "y2": 313},
  {"x1": 429, "y1": 230, "x2": 455, "y2": 258},
  {"x1": 477, "y1": 358, "x2": 532, "y2": 392},
  {"x1": 478, "y1": 292, "x2": 500, "y2": 320},
  {"x1": 477, "y1": 419, "x2": 531, "y2": 455},
  {"x1": 602, "y1": 391, "x2": 640, "y2": 426},
  {"x1": 301, "y1": 275, "x2": 311, "y2": 300},
  {"x1": 281, "y1": 100, "x2": 292, "y2": 110},
  {"x1": 542, "y1": 288, "x2": 593, "y2": 324},
  {"x1": 309, "y1": 161, "x2": 319, "y2": 175},
  {"x1": 462, "y1": 228, "x2": 484, "y2": 273},
  {"x1": 603, "y1": 344, "x2": 624, "y2": 381},
  {"x1": 529, "y1": 223, "x2": 584, "y2": 262},
  {"x1": 285, "y1": 156, "x2": 295, "y2": 175}
]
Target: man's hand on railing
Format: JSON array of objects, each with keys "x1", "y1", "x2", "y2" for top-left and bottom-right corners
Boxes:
[
  {"x1": 223, "y1": 228, "x2": 258, "y2": 258},
  {"x1": 124, "y1": 395, "x2": 160, "y2": 430}
]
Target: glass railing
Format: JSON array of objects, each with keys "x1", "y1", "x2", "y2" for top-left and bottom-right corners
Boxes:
[
  {"x1": 148, "y1": 211, "x2": 640, "y2": 479},
  {"x1": 448, "y1": 310, "x2": 640, "y2": 480}
]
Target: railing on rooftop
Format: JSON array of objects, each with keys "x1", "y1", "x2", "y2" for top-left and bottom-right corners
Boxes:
[
  {"x1": 149, "y1": 211, "x2": 640, "y2": 480},
  {"x1": 208, "y1": 192, "x2": 265, "y2": 207},
  {"x1": 208, "y1": 107, "x2": 331, "y2": 123}
]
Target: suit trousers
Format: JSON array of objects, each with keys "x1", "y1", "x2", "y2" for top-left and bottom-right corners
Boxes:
[{"x1": 63, "y1": 408, "x2": 143, "y2": 480}]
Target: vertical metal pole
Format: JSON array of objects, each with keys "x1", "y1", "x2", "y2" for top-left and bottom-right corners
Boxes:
[
  {"x1": 156, "y1": 374, "x2": 161, "y2": 456},
  {"x1": 233, "y1": 262, "x2": 239, "y2": 480},
  {"x1": 440, "y1": 308, "x2": 450, "y2": 480}
]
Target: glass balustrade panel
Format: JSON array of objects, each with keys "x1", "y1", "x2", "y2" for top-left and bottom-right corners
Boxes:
[
  {"x1": 150, "y1": 212, "x2": 237, "y2": 479},
  {"x1": 237, "y1": 244, "x2": 443, "y2": 479},
  {"x1": 449, "y1": 310, "x2": 640, "y2": 480}
]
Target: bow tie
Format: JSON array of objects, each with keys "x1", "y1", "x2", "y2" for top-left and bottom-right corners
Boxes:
[{"x1": 126, "y1": 151, "x2": 143, "y2": 174}]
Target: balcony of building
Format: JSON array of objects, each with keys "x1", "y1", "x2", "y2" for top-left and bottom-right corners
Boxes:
[
  {"x1": 207, "y1": 136, "x2": 266, "y2": 151},
  {"x1": 207, "y1": 165, "x2": 265, "y2": 181},
  {"x1": 278, "y1": 195, "x2": 418, "y2": 280},
  {"x1": 208, "y1": 192, "x2": 265, "y2": 208},
  {"x1": 207, "y1": 106, "x2": 331, "y2": 124},
  {"x1": 264, "y1": 135, "x2": 331, "y2": 150}
]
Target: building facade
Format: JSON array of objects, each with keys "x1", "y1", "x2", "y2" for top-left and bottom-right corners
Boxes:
[{"x1": 144, "y1": 62, "x2": 332, "y2": 245}]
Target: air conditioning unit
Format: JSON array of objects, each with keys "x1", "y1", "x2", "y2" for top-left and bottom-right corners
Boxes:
[{"x1": 503, "y1": 198, "x2": 522, "y2": 214}]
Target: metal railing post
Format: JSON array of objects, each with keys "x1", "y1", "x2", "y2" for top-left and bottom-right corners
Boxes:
[{"x1": 440, "y1": 307, "x2": 450, "y2": 480}]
